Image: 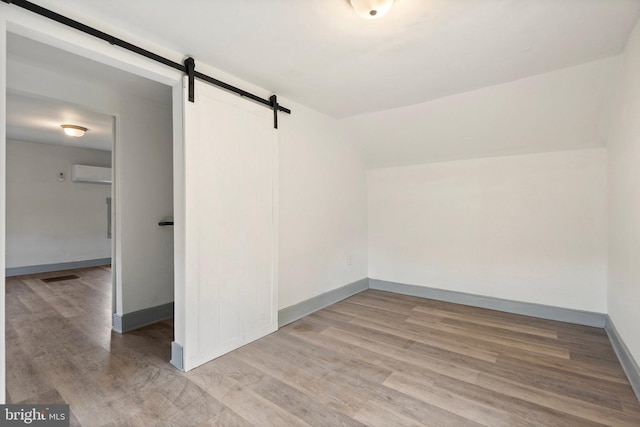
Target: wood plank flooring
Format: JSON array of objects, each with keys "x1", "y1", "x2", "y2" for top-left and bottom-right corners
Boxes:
[{"x1": 5, "y1": 267, "x2": 640, "y2": 426}]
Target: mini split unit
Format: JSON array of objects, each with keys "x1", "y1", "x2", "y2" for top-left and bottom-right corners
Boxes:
[{"x1": 71, "y1": 165, "x2": 112, "y2": 184}]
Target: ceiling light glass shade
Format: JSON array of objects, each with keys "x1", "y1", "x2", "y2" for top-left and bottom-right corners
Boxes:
[
  {"x1": 61, "y1": 124, "x2": 88, "y2": 137},
  {"x1": 350, "y1": 0, "x2": 394, "y2": 19}
]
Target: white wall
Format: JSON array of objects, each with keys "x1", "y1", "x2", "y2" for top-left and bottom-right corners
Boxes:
[
  {"x1": 607, "y1": 17, "x2": 640, "y2": 366},
  {"x1": 6, "y1": 49, "x2": 174, "y2": 315},
  {"x1": 0, "y1": 16, "x2": 7, "y2": 404},
  {"x1": 368, "y1": 149, "x2": 608, "y2": 312},
  {"x1": 278, "y1": 99, "x2": 368, "y2": 309},
  {"x1": 114, "y1": 92, "x2": 173, "y2": 313},
  {"x1": 6, "y1": 140, "x2": 111, "y2": 269},
  {"x1": 343, "y1": 57, "x2": 618, "y2": 168}
]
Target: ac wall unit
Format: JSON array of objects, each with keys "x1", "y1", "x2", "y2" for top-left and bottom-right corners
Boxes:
[{"x1": 71, "y1": 165, "x2": 112, "y2": 184}]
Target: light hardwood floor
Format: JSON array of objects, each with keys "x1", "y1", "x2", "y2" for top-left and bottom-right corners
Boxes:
[{"x1": 5, "y1": 267, "x2": 640, "y2": 426}]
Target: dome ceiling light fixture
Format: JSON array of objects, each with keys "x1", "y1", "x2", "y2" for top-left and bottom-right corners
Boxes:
[
  {"x1": 349, "y1": 0, "x2": 394, "y2": 19},
  {"x1": 61, "y1": 124, "x2": 88, "y2": 137}
]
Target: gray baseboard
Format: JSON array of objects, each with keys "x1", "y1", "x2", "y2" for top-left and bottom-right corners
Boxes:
[
  {"x1": 112, "y1": 302, "x2": 174, "y2": 333},
  {"x1": 170, "y1": 341, "x2": 184, "y2": 371},
  {"x1": 6, "y1": 258, "x2": 112, "y2": 277},
  {"x1": 278, "y1": 278, "x2": 369, "y2": 327},
  {"x1": 369, "y1": 279, "x2": 608, "y2": 328},
  {"x1": 605, "y1": 317, "x2": 640, "y2": 401}
]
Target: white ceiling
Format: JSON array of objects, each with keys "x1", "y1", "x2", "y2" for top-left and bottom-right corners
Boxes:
[
  {"x1": 6, "y1": 91, "x2": 114, "y2": 151},
  {"x1": 26, "y1": 0, "x2": 640, "y2": 118}
]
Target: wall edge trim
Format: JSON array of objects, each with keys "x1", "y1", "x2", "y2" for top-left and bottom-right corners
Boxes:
[
  {"x1": 112, "y1": 302, "x2": 174, "y2": 334},
  {"x1": 369, "y1": 279, "x2": 608, "y2": 327},
  {"x1": 278, "y1": 278, "x2": 369, "y2": 327},
  {"x1": 605, "y1": 317, "x2": 640, "y2": 401},
  {"x1": 5, "y1": 258, "x2": 112, "y2": 277}
]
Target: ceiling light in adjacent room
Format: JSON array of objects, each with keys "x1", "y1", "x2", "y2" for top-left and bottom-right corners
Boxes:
[
  {"x1": 350, "y1": 0, "x2": 394, "y2": 19},
  {"x1": 61, "y1": 124, "x2": 88, "y2": 137}
]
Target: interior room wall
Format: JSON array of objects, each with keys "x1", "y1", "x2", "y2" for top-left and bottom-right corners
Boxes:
[
  {"x1": 607, "y1": 16, "x2": 640, "y2": 367},
  {"x1": 278, "y1": 99, "x2": 368, "y2": 309},
  {"x1": 355, "y1": 53, "x2": 618, "y2": 316},
  {"x1": 115, "y1": 93, "x2": 173, "y2": 314},
  {"x1": 5, "y1": 139, "x2": 111, "y2": 270},
  {"x1": 368, "y1": 148, "x2": 608, "y2": 313},
  {"x1": 6, "y1": 54, "x2": 174, "y2": 315}
]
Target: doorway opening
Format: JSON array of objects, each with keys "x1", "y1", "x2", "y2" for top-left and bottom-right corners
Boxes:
[{"x1": 4, "y1": 32, "x2": 176, "y2": 403}]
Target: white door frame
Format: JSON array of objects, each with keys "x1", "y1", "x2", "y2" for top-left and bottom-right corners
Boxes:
[{"x1": 0, "y1": 5, "x2": 186, "y2": 403}]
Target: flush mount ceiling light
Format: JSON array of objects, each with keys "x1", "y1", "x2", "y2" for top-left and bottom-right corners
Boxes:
[
  {"x1": 61, "y1": 124, "x2": 88, "y2": 137},
  {"x1": 350, "y1": 0, "x2": 394, "y2": 19}
]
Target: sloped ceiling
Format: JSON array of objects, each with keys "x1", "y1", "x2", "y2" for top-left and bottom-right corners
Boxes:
[
  {"x1": 22, "y1": 0, "x2": 640, "y2": 118},
  {"x1": 343, "y1": 57, "x2": 619, "y2": 168}
]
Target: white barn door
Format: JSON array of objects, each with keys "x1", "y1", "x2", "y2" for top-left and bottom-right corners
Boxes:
[{"x1": 180, "y1": 77, "x2": 278, "y2": 371}]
